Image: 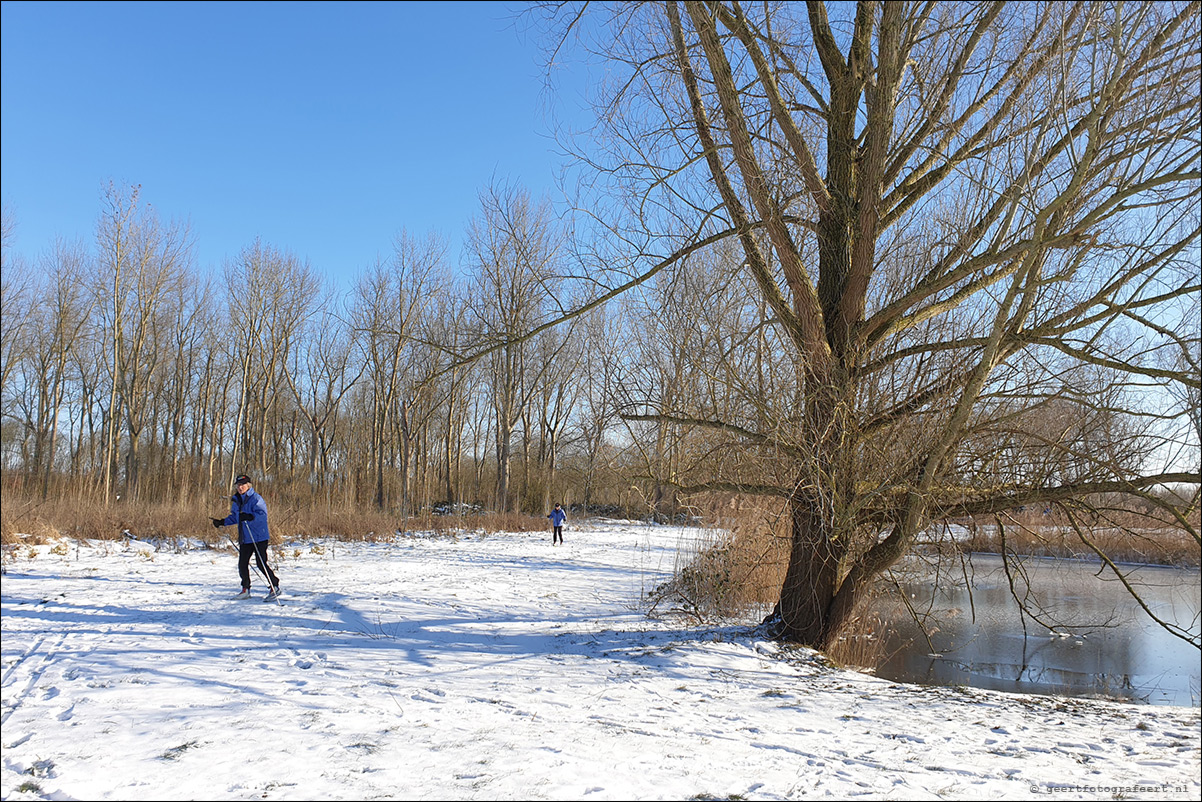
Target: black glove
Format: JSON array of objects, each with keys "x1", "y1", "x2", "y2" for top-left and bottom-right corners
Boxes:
[
  {"x1": 238, "y1": 513, "x2": 254, "y2": 522},
  {"x1": 210, "y1": 517, "x2": 224, "y2": 528}
]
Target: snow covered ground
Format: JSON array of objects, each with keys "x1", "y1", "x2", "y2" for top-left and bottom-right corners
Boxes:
[{"x1": 2, "y1": 519, "x2": 1199, "y2": 801}]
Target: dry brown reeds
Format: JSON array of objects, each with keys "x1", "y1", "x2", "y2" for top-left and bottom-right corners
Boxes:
[
  {"x1": 1, "y1": 495, "x2": 227, "y2": 546},
  {"x1": 647, "y1": 497, "x2": 790, "y2": 621},
  {"x1": 961, "y1": 526, "x2": 1199, "y2": 567},
  {"x1": 0, "y1": 490, "x2": 550, "y2": 547},
  {"x1": 956, "y1": 511, "x2": 1200, "y2": 568},
  {"x1": 824, "y1": 608, "x2": 894, "y2": 670}
]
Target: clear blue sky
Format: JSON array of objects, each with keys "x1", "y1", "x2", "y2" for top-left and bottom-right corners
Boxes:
[{"x1": 2, "y1": 0, "x2": 583, "y2": 286}]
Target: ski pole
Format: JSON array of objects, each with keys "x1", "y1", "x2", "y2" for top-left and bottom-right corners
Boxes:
[
  {"x1": 252, "y1": 537, "x2": 283, "y2": 606},
  {"x1": 237, "y1": 510, "x2": 283, "y2": 606}
]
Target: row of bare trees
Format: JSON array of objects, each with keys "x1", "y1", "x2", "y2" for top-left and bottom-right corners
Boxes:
[{"x1": 1, "y1": 182, "x2": 674, "y2": 518}]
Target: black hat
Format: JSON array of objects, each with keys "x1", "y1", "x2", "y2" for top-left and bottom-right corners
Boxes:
[{"x1": 234, "y1": 474, "x2": 252, "y2": 486}]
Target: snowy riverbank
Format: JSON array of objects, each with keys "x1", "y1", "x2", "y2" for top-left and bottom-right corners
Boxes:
[{"x1": 2, "y1": 520, "x2": 1198, "y2": 800}]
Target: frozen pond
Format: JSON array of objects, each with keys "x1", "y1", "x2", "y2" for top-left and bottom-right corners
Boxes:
[{"x1": 870, "y1": 554, "x2": 1201, "y2": 706}]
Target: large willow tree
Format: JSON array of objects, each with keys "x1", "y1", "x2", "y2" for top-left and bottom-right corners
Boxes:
[{"x1": 541, "y1": 1, "x2": 1201, "y2": 649}]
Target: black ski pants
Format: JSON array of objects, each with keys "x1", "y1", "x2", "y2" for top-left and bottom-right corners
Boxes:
[{"x1": 238, "y1": 540, "x2": 279, "y2": 590}]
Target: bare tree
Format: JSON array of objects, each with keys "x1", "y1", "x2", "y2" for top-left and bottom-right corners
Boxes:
[
  {"x1": 351, "y1": 231, "x2": 448, "y2": 511},
  {"x1": 281, "y1": 288, "x2": 362, "y2": 499},
  {"x1": 219, "y1": 238, "x2": 321, "y2": 489},
  {"x1": 572, "y1": 305, "x2": 627, "y2": 509},
  {"x1": 426, "y1": 288, "x2": 476, "y2": 507},
  {"x1": 27, "y1": 239, "x2": 94, "y2": 498},
  {"x1": 531, "y1": 318, "x2": 584, "y2": 510},
  {"x1": 94, "y1": 182, "x2": 193, "y2": 501},
  {"x1": 465, "y1": 181, "x2": 564, "y2": 512},
  {"x1": 539, "y1": 1, "x2": 1201, "y2": 649},
  {"x1": 0, "y1": 204, "x2": 37, "y2": 430},
  {"x1": 157, "y1": 270, "x2": 217, "y2": 501}
]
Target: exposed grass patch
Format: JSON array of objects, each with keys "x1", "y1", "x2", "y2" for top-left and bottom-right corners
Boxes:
[{"x1": 159, "y1": 741, "x2": 201, "y2": 761}]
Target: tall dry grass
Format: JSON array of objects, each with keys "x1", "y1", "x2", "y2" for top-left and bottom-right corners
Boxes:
[
  {"x1": 956, "y1": 509, "x2": 1200, "y2": 568},
  {"x1": 647, "y1": 498, "x2": 790, "y2": 621},
  {"x1": 0, "y1": 491, "x2": 549, "y2": 547},
  {"x1": 1, "y1": 495, "x2": 226, "y2": 546}
]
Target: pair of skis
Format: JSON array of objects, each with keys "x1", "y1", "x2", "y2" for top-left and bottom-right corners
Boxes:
[
  {"x1": 221, "y1": 532, "x2": 283, "y2": 606},
  {"x1": 121, "y1": 529, "x2": 283, "y2": 605},
  {"x1": 234, "y1": 588, "x2": 282, "y2": 603}
]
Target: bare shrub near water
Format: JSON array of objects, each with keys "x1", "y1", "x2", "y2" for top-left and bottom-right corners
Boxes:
[{"x1": 648, "y1": 498, "x2": 789, "y2": 621}]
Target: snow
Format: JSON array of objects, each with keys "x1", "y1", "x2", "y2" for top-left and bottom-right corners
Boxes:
[{"x1": 2, "y1": 519, "x2": 1199, "y2": 801}]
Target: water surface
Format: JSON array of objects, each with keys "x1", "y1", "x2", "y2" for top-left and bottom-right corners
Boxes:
[{"x1": 869, "y1": 554, "x2": 1200, "y2": 706}]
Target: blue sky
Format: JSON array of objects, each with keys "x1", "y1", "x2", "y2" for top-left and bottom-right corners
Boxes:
[{"x1": 2, "y1": 0, "x2": 584, "y2": 286}]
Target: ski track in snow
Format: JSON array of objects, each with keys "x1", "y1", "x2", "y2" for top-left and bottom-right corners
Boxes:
[{"x1": 2, "y1": 520, "x2": 1199, "y2": 801}]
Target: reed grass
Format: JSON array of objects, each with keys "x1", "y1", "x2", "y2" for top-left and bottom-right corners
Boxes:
[
  {"x1": 956, "y1": 514, "x2": 1200, "y2": 568},
  {"x1": 0, "y1": 492, "x2": 548, "y2": 547}
]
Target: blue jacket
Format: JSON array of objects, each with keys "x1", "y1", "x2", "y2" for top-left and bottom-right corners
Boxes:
[
  {"x1": 548, "y1": 508, "x2": 567, "y2": 527},
  {"x1": 223, "y1": 488, "x2": 270, "y2": 544}
]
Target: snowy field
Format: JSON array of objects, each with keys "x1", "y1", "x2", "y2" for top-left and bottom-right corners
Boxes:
[{"x1": 2, "y1": 519, "x2": 1199, "y2": 801}]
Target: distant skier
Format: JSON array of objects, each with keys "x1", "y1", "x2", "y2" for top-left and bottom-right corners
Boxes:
[
  {"x1": 548, "y1": 503, "x2": 567, "y2": 546},
  {"x1": 211, "y1": 474, "x2": 281, "y2": 601}
]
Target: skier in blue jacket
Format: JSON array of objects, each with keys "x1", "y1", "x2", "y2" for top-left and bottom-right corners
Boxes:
[
  {"x1": 211, "y1": 474, "x2": 280, "y2": 600},
  {"x1": 548, "y1": 503, "x2": 567, "y2": 545}
]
